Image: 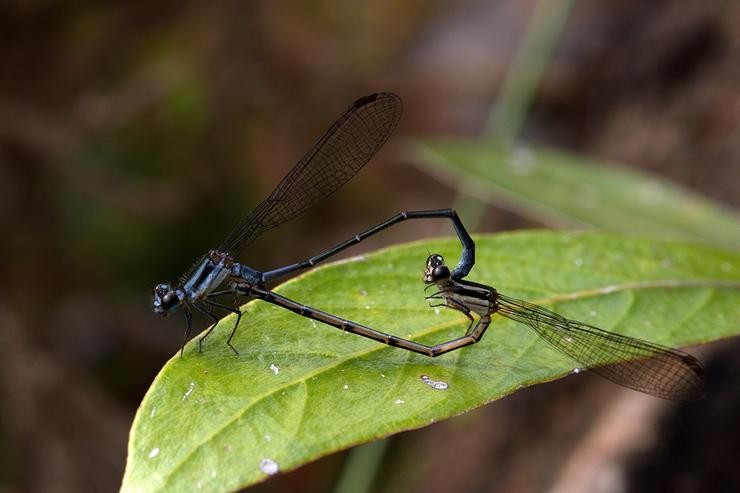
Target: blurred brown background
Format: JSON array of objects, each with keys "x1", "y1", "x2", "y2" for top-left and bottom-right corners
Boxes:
[{"x1": 1, "y1": 1, "x2": 739, "y2": 492}]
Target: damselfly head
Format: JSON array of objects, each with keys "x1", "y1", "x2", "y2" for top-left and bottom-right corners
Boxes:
[
  {"x1": 424, "y1": 254, "x2": 450, "y2": 283},
  {"x1": 152, "y1": 283, "x2": 182, "y2": 316}
]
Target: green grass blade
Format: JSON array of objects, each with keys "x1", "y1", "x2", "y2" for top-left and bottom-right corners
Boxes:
[
  {"x1": 123, "y1": 232, "x2": 740, "y2": 492},
  {"x1": 483, "y1": 0, "x2": 576, "y2": 141},
  {"x1": 413, "y1": 140, "x2": 740, "y2": 249}
]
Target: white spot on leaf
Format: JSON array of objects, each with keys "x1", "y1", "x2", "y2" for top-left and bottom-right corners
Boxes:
[
  {"x1": 182, "y1": 382, "x2": 195, "y2": 401},
  {"x1": 420, "y1": 375, "x2": 448, "y2": 390},
  {"x1": 260, "y1": 458, "x2": 279, "y2": 475},
  {"x1": 508, "y1": 146, "x2": 538, "y2": 175},
  {"x1": 639, "y1": 182, "x2": 664, "y2": 204}
]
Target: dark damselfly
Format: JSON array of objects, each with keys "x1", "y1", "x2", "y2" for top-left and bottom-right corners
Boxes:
[
  {"x1": 153, "y1": 93, "x2": 476, "y2": 356},
  {"x1": 422, "y1": 253, "x2": 705, "y2": 400}
]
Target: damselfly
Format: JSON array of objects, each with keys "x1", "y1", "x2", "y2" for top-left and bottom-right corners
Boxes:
[
  {"x1": 153, "y1": 93, "x2": 476, "y2": 355},
  {"x1": 422, "y1": 253, "x2": 705, "y2": 400}
]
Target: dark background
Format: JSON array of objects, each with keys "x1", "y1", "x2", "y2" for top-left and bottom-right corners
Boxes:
[{"x1": 1, "y1": 1, "x2": 739, "y2": 492}]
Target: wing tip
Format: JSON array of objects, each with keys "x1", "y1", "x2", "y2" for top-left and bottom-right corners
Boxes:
[{"x1": 354, "y1": 92, "x2": 402, "y2": 110}]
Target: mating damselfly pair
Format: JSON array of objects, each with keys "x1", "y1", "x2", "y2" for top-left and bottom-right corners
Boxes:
[{"x1": 153, "y1": 92, "x2": 704, "y2": 400}]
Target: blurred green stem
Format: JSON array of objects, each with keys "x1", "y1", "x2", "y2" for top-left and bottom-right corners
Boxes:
[
  {"x1": 483, "y1": 0, "x2": 576, "y2": 142},
  {"x1": 453, "y1": 0, "x2": 575, "y2": 227},
  {"x1": 332, "y1": 440, "x2": 390, "y2": 493}
]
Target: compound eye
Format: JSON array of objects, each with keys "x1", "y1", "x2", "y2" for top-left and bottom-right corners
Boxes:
[
  {"x1": 427, "y1": 254, "x2": 445, "y2": 268},
  {"x1": 432, "y1": 265, "x2": 450, "y2": 280},
  {"x1": 161, "y1": 292, "x2": 179, "y2": 309},
  {"x1": 154, "y1": 283, "x2": 169, "y2": 297}
]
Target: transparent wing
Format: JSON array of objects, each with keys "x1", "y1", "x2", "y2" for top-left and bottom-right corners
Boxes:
[
  {"x1": 496, "y1": 294, "x2": 705, "y2": 400},
  {"x1": 219, "y1": 92, "x2": 402, "y2": 256}
]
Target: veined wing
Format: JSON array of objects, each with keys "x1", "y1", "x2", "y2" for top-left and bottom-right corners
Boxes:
[
  {"x1": 219, "y1": 92, "x2": 402, "y2": 256},
  {"x1": 496, "y1": 294, "x2": 705, "y2": 400}
]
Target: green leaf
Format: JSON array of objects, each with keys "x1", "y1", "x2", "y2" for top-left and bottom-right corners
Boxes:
[
  {"x1": 412, "y1": 140, "x2": 740, "y2": 249},
  {"x1": 123, "y1": 232, "x2": 740, "y2": 492}
]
